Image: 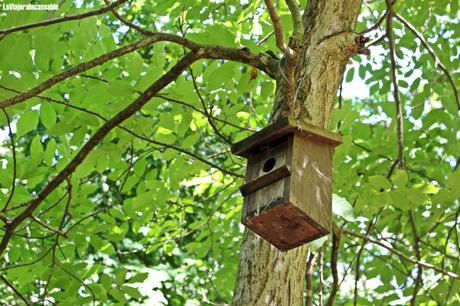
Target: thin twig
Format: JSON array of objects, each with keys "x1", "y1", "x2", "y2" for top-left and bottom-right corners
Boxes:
[
  {"x1": 157, "y1": 94, "x2": 255, "y2": 131},
  {"x1": 0, "y1": 0, "x2": 128, "y2": 40},
  {"x1": 263, "y1": 0, "x2": 296, "y2": 58},
  {"x1": 0, "y1": 275, "x2": 31, "y2": 305},
  {"x1": 305, "y1": 251, "x2": 316, "y2": 306},
  {"x1": 30, "y1": 216, "x2": 67, "y2": 238},
  {"x1": 385, "y1": 0, "x2": 405, "y2": 168},
  {"x1": 263, "y1": 0, "x2": 299, "y2": 110},
  {"x1": 352, "y1": 214, "x2": 380, "y2": 306},
  {"x1": 367, "y1": 34, "x2": 386, "y2": 47},
  {"x1": 318, "y1": 248, "x2": 324, "y2": 306},
  {"x1": 284, "y1": 0, "x2": 304, "y2": 42},
  {"x1": 326, "y1": 231, "x2": 341, "y2": 306},
  {"x1": 55, "y1": 261, "x2": 96, "y2": 306},
  {"x1": 257, "y1": 31, "x2": 275, "y2": 46},
  {"x1": 394, "y1": 13, "x2": 460, "y2": 109},
  {"x1": 1, "y1": 110, "x2": 17, "y2": 212},
  {"x1": 103, "y1": 0, "x2": 153, "y2": 36},
  {"x1": 360, "y1": 0, "x2": 395, "y2": 34},
  {"x1": 189, "y1": 68, "x2": 233, "y2": 145},
  {"x1": 352, "y1": 141, "x2": 441, "y2": 184},
  {"x1": 387, "y1": 3, "x2": 424, "y2": 302},
  {"x1": 408, "y1": 211, "x2": 423, "y2": 306},
  {"x1": 0, "y1": 245, "x2": 54, "y2": 271},
  {"x1": 445, "y1": 211, "x2": 460, "y2": 303},
  {"x1": 341, "y1": 228, "x2": 460, "y2": 280}
]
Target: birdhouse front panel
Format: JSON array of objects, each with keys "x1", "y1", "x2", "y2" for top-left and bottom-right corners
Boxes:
[
  {"x1": 232, "y1": 117, "x2": 342, "y2": 251},
  {"x1": 240, "y1": 136, "x2": 292, "y2": 222}
]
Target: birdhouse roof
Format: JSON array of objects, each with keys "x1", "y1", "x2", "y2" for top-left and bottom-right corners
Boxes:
[{"x1": 231, "y1": 117, "x2": 343, "y2": 158}]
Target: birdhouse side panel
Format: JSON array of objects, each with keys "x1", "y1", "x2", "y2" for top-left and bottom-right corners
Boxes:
[{"x1": 289, "y1": 135, "x2": 333, "y2": 232}]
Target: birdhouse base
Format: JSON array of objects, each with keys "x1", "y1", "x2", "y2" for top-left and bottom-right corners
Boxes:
[{"x1": 243, "y1": 202, "x2": 328, "y2": 251}]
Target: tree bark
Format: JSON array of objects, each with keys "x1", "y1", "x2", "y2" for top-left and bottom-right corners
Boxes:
[{"x1": 232, "y1": 1, "x2": 363, "y2": 305}]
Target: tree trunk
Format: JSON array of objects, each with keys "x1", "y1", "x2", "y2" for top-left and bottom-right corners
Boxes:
[{"x1": 232, "y1": 1, "x2": 363, "y2": 305}]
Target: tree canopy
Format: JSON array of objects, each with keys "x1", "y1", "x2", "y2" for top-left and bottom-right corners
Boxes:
[{"x1": 0, "y1": 0, "x2": 459, "y2": 305}]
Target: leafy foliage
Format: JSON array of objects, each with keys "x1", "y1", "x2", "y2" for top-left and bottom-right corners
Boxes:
[{"x1": 0, "y1": 0, "x2": 459, "y2": 305}]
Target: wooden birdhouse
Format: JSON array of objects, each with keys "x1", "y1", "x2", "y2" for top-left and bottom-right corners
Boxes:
[{"x1": 231, "y1": 117, "x2": 342, "y2": 251}]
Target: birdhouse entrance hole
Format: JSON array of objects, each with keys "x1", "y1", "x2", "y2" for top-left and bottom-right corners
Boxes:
[{"x1": 263, "y1": 157, "x2": 276, "y2": 172}]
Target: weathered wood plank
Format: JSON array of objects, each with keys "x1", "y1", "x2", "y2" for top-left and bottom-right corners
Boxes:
[{"x1": 240, "y1": 165, "x2": 291, "y2": 196}]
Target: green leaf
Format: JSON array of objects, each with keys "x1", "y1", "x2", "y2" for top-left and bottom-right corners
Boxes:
[
  {"x1": 309, "y1": 235, "x2": 328, "y2": 251},
  {"x1": 182, "y1": 133, "x2": 200, "y2": 147},
  {"x1": 359, "y1": 64, "x2": 366, "y2": 79},
  {"x1": 390, "y1": 188, "x2": 410, "y2": 210},
  {"x1": 346, "y1": 67, "x2": 354, "y2": 82},
  {"x1": 332, "y1": 194, "x2": 356, "y2": 222},
  {"x1": 391, "y1": 169, "x2": 408, "y2": 188},
  {"x1": 16, "y1": 110, "x2": 39, "y2": 138},
  {"x1": 30, "y1": 135, "x2": 43, "y2": 160},
  {"x1": 446, "y1": 170, "x2": 460, "y2": 190},
  {"x1": 40, "y1": 102, "x2": 57, "y2": 129},
  {"x1": 34, "y1": 34, "x2": 55, "y2": 71},
  {"x1": 121, "y1": 285, "x2": 143, "y2": 300},
  {"x1": 115, "y1": 268, "x2": 127, "y2": 286},
  {"x1": 368, "y1": 175, "x2": 392, "y2": 191},
  {"x1": 8, "y1": 34, "x2": 32, "y2": 71},
  {"x1": 107, "y1": 80, "x2": 136, "y2": 96},
  {"x1": 109, "y1": 288, "x2": 126, "y2": 302},
  {"x1": 128, "y1": 272, "x2": 149, "y2": 283},
  {"x1": 44, "y1": 139, "x2": 56, "y2": 166},
  {"x1": 100, "y1": 274, "x2": 112, "y2": 290},
  {"x1": 92, "y1": 284, "x2": 108, "y2": 303},
  {"x1": 156, "y1": 128, "x2": 177, "y2": 145},
  {"x1": 132, "y1": 191, "x2": 155, "y2": 211}
]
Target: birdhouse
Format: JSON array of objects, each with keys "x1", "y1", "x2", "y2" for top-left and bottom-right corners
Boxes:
[{"x1": 231, "y1": 117, "x2": 342, "y2": 251}]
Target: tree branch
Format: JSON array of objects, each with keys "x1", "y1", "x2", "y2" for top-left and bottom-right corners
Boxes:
[
  {"x1": 386, "y1": 4, "x2": 424, "y2": 302},
  {"x1": 341, "y1": 228, "x2": 460, "y2": 281},
  {"x1": 30, "y1": 216, "x2": 67, "y2": 238},
  {"x1": 352, "y1": 141, "x2": 441, "y2": 184},
  {"x1": 352, "y1": 213, "x2": 380, "y2": 306},
  {"x1": 385, "y1": 0, "x2": 405, "y2": 169},
  {"x1": 0, "y1": 52, "x2": 202, "y2": 257},
  {"x1": 326, "y1": 231, "x2": 341, "y2": 306},
  {"x1": 394, "y1": 13, "x2": 460, "y2": 110},
  {"x1": 189, "y1": 68, "x2": 233, "y2": 145},
  {"x1": 318, "y1": 248, "x2": 324, "y2": 306},
  {"x1": 360, "y1": 0, "x2": 395, "y2": 34},
  {"x1": 408, "y1": 211, "x2": 423, "y2": 306},
  {"x1": 305, "y1": 251, "x2": 316, "y2": 306},
  {"x1": 156, "y1": 94, "x2": 255, "y2": 131},
  {"x1": 0, "y1": 36, "x2": 156, "y2": 109},
  {"x1": 0, "y1": 34, "x2": 278, "y2": 110},
  {"x1": 257, "y1": 31, "x2": 275, "y2": 46},
  {"x1": 55, "y1": 261, "x2": 96, "y2": 305},
  {"x1": 0, "y1": 85, "x2": 243, "y2": 179},
  {"x1": 284, "y1": 0, "x2": 304, "y2": 42},
  {"x1": 0, "y1": 275, "x2": 31, "y2": 305},
  {"x1": 263, "y1": 0, "x2": 296, "y2": 58},
  {"x1": 0, "y1": 0, "x2": 128, "y2": 40},
  {"x1": 103, "y1": 0, "x2": 153, "y2": 36},
  {"x1": 262, "y1": 0, "x2": 299, "y2": 111}
]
